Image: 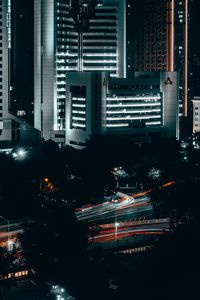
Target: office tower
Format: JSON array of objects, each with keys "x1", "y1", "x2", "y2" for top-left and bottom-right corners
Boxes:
[
  {"x1": 65, "y1": 71, "x2": 179, "y2": 148},
  {"x1": 192, "y1": 97, "x2": 200, "y2": 133},
  {"x1": 190, "y1": 54, "x2": 200, "y2": 99},
  {"x1": 10, "y1": 0, "x2": 34, "y2": 125},
  {"x1": 189, "y1": 53, "x2": 200, "y2": 136},
  {"x1": 34, "y1": 0, "x2": 126, "y2": 144},
  {"x1": 0, "y1": 0, "x2": 38, "y2": 147},
  {"x1": 0, "y1": 0, "x2": 37, "y2": 147},
  {"x1": 189, "y1": 0, "x2": 200, "y2": 103},
  {"x1": 132, "y1": 0, "x2": 189, "y2": 118},
  {"x1": 126, "y1": 0, "x2": 134, "y2": 78},
  {"x1": 0, "y1": 0, "x2": 13, "y2": 146},
  {"x1": 0, "y1": 0, "x2": 3, "y2": 130},
  {"x1": 133, "y1": 0, "x2": 175, "y2": 72},
  {"x1": 174, "y1": 0, "x2": 188, "y2": 118}
]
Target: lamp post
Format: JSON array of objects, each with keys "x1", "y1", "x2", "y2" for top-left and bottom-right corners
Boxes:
[
  {"x1": 39, "y1": 177, "x2": 49, "y2": 192},
  {"x1": 115, "y1": 208, "x2": 120, "y2": 239},
  {"x1": 0, "y1": 216, "x2": 10, "y2": 249},
  {"x1": 115, "y1": 221, "x2": 119, "y2": 239}
]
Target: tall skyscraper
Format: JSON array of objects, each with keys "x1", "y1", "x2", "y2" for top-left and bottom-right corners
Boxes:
[
  {"x1": 189, "y1": 54, "x2": 200, "y2": 104},
  {"x1": 0, "y1": 0, "x2": 37, "y2": 147},
  {"x1": 132, "y1": 0, "x2": 189, "y2": 118},
  {"x1": 189, "y1": 0, "x2": 200, "y2": 104},
  {"x1": 34, "y1": 0, "x2": 126, "y2": 144},
  {"x1": 126, "y1": 0, "x2": 134, "y2": 78},
  {"x1": 0, "y1": 0, "x2": 13, "y2": 146},
  {"x1": 174, "y1": 0, "x2": 189, "y2": 118},
  {"x1": 10, "y1": 0, "x2": 34, "y2": 125}
]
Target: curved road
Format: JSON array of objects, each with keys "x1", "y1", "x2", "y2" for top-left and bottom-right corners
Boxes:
[{"x1": 76, "y1": 193, "x2": 152, "y2": 223}]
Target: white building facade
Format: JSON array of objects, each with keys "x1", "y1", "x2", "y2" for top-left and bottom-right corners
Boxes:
[
  {"x1": 65, "y1": 71, "x2": 179, "y2": 148},
  {"x1": 34, "y1": 0, "x2": 126, "y2": 144}
]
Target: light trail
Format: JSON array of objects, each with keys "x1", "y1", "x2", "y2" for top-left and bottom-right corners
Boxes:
[
  {"x1": 89, "y1": 227, "x2": 169, "y2": 243},
  {"x1": 75, "y1": 181, "x2": 175, "y2": 223},
  {"x1": 88, "y1": 218, "x2": 170, "y2": 243}
]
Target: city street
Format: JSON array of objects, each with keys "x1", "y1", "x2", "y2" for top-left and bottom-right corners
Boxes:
[
  {"x1": 0, "y1": 223, "x2": 23, "y2": 245},
  {"x1": 75, "y1": 193, "x2": 153, "y2": 223},
  {"x1": 89, "y1": 218, "x2": 170, "y2": 243}
]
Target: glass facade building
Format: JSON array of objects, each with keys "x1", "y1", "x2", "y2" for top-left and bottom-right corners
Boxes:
[
  {"x1": 34, "y1": 0, "x2": 126, "y2": 143},
  {"x1": 131, "y1": 0, "x2": 189, "y2": 118}
]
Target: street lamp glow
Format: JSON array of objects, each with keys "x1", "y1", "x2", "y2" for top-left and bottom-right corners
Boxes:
[
  {"x1": 115, "y1": 222, "x2": 120, "y2": 239},
  {"x1": 17, "y1": 149, "x2": 26, "y2": 158},
  {"x1": 12, "y1": 148, "x2": 27, "y2": 160},
  {"x1": 7, "y1": 240, "x2": 14, "y2": 252}
]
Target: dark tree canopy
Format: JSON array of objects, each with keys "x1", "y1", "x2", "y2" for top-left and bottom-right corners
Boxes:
[{"x1": 18, "y1": 201, "x2": 88, "y2": 285}]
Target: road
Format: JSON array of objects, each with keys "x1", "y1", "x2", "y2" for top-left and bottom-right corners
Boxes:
[
  {"x1": 75, "y1": 193, "x2": 152, "y2": 223},
  {"x1": 0, "y1": 223, "x2": 23, "y2": 243},
  {"x1": 89, "y1": 218, "x2": 170, "y2": 243},
  {"x1": 75, "y1": 182, "x2": 175, "y2": 223}
]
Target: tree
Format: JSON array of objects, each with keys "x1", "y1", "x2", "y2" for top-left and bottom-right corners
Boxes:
[
  {"x1": 150, "y1": 180, "x2": 200, "y2": 224},
  {"x1": 18, "y1": 201, "x2": 88, "y2": 286}
]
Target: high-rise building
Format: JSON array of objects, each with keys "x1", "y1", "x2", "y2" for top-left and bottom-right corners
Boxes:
[
  {"x1": 10, "y1": 0, "x2": 34, "y2": 125},
  {"x1": 192, "y1": 97, "x2": 200, "y2": 133},
  {"x1": 0, "y1": 0, "x2": 38, "y2": 147},
  {"x1": 0, "y1": 0, "x2": 13, "y2": 146},
  {"x1": 65, "y1": 71, "x2": 179, "y2": 148},
  {"x1": 174, "y1": 0, "x2": 189, "y2": 119},
  {"x1": 190, "y1": 54, "x2": 200, "y2": 100},
  {"x1": 189, "y1": 0, "x2": 200, "y2": 105},
  {"x1": 126, "y1": 0, "x2": 134, "y2": 78},
  {"x1": 132, "y1": 0, "x2": 189, "y2": 118},
  {"x1": 34, "y1": 0, "x2": 126, "y2": 144}
]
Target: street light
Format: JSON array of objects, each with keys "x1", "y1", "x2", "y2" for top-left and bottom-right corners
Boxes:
[
  {"x1": 114, "y1": 204, "x2": 120, "y2": 239},
  {"x1": 7, "y1": 240, "x2": 14, "y2": 252},
  {"x1": 12, "y1": 148, "x2": 26, "y2": 160},
  {"x1": 115, "y1": 222, "x2": 119, "y2": 239},
  {"x1": 17, "y1": 149, "x2": 26, "y2": 157},
  {"x1": 0, "y1": 216, "x2": 10, "y2": 249},
  {"x1": 39, "y1": 177, "x2": 49, "y2": 191}
]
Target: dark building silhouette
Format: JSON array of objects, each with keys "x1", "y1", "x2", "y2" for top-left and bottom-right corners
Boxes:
[
  {"x1": 129, "y1": 0, "x2": 189, "y2": 119},
  {"x1": 10, "y1": 0, "x2": 34, "y2": 125},
  {"x1": 126, "y1": 0, "x2": 134, "y2": 78}
]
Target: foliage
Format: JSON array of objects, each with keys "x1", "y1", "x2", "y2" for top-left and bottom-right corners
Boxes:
[
  {"x1": 150, "y1": 180, "x2": 200, "y2": 222},
  {"x1": 18, "y1": 201, "x2": 88, "y2": 286},
  {"x1": 0, "y1": 136, "x2": 183, "y2": 214}
]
